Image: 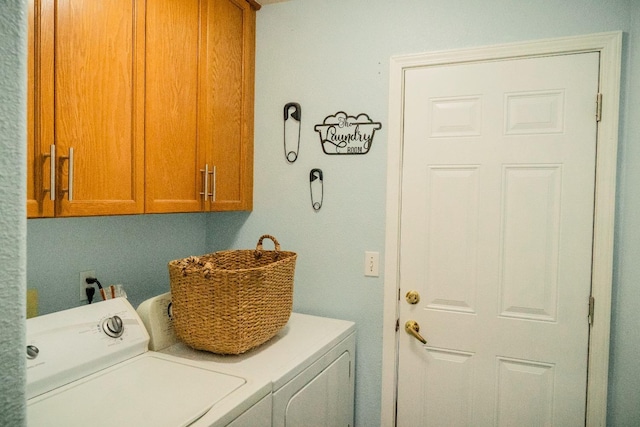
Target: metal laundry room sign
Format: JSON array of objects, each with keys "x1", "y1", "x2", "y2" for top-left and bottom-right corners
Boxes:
[{"x1": 314, "y1": 112, "x2": 382, "y2": 155}]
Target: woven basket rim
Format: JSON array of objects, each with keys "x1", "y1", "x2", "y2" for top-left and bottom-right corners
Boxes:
[{"x1": 168, "y1": 251, "x2": 297, "y2": 273}]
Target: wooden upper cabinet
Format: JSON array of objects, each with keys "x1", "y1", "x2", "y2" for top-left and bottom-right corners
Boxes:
[
  {"x1": 28, "y1": 0, "x2": 145, "y2": 218},
  {"x1": 145, "y1": 0, "x2": 255, "y2": 213},
  {"x1": 28, "y1": 0, "x2": 255, "y2": 217}
]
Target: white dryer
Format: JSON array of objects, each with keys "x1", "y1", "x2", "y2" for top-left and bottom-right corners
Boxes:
[
  {"x1": 26, "y1": 297, "x2": 271, "y2": 427},
  {"x1": 137, "y1": 292, "x2": 356, "y2": 427}
]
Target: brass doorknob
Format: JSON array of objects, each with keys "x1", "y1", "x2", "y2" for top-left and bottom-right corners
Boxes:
[
  {"x1": 405, "y1": 290, "x2": 420, "y2": 304},
  {"x1": 405, "y1": 320, "x2": 427, "y2": 344}
]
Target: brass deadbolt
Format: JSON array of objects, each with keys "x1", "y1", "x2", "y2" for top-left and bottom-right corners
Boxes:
[{"x1": 405, "y1": 290, "x2": 420, "y2": 304}]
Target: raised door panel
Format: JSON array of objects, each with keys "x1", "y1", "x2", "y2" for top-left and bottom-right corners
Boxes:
[
  {"x1": 144, "y1": 0, "x2": 205, "y2": 213},
  {"x1": 43, "y1": 0, "x2": 145, "y2": 217},
  {"x1": 206, "y1": 0, "x2": 255, "y2": 211}
]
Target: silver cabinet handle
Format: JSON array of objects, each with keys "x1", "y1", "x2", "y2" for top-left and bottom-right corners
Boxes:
[
  {"x1": 60, "y1": 147, "x2": 74, "y2": 201},
  {"x1": 43, "y1": 144, "x2": 55, "y2": 200},
  {"x1": 200, "y1": 164, "x2": 210, "y2": 201},
  {"x1": 209, "y1": 165, "x2": 216, "y2": 202}
]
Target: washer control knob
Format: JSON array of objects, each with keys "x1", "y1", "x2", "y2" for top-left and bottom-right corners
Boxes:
[
  {"x1": 26, "y1": 344, "x2": 39, "y2": 360},
  {"x1": 102, "y1": 315, "x2": 124, "y2": 338}
]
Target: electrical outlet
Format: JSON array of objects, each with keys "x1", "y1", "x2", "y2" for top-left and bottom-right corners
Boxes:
[
  {"x1": 364, "y1": 251, "x2": 379, "y2": 277},
  {"x1": 79, "y1": 270, "x2": 96, "y2": 302}
]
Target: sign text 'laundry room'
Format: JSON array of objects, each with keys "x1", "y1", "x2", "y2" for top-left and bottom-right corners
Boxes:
[{"x1": 314, "y1": 112, "x2": 382, "y2": 155}]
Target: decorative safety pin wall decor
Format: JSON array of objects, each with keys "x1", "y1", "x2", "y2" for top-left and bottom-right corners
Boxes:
[
  {"x1": 309, "y1": 168, "x2": 323, "y2": 211},
  {"x1": 283, "y1": 102, "x2": 302, "y2": 163}
]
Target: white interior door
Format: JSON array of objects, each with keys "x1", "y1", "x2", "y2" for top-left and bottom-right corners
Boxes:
[{"x1": 396, "y1": 52, "x2": 600, "y2": 426}]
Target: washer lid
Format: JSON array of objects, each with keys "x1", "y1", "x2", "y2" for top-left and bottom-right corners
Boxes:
[{"x1": 27, "y1": 354, "x2": 246, "y2": 427}]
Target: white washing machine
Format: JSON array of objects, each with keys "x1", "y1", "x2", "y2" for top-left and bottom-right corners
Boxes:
[
  {"x1": 137, "y1": 292, "x2": 356, "y2": 427},
  {"x1": 26, "y1": 294, "x2": 356, "y2": 427},
  {"x1": 26, "y1": 297, "x2": 271, "y2": 427}
]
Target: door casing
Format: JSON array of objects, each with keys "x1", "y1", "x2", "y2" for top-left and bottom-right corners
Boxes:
[{"x1": 382, "y1": 32, "x2": 622, "y2": 427}]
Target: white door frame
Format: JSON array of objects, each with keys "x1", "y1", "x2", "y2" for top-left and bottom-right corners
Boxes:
[{"x1": 382, "y1": 32, "x2": 622, "y2": 427}]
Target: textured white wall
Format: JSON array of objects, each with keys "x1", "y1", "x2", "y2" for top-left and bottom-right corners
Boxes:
[{"x1": 0, "y1": 0, "x2": 27, "y2": 425}]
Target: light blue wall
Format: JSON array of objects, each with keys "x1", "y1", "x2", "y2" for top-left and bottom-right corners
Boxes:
[
  {"x1": 0, "y1": 1, "x2": 27, "y2": 425},
  {"x1": 608, "y1": 2, "x2": 640, "y2": 426},
  {"x1": 209, "y1": 1, "x2": 639, "y2": 426},
  {"x1": 4, "y1": 1, "x2": 639, "y2": 426},
  {"x1": 27, "y1": 214, "x2": 209, "y2": 314}
]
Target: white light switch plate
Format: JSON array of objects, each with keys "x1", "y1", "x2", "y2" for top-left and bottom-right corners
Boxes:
[{"x1": 364, "y1": 251, "x2": 379, "y2": 277}]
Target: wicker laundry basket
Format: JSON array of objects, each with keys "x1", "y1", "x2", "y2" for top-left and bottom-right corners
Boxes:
[{"x1": 168, "y1": 235, "x2": 296, "y2": 355}]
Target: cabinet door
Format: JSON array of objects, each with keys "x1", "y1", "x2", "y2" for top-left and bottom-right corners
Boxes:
[
  {"x1": 27, "y1": 0, "x2": 54, "y2": 218},
  {"x1": 145, "y1": 0, "x2": 256, "y2": 214},
  {"x1": 144, "y1": 0, "x2": 206, "y2": 213},
  {"x1": 205, "y1": 0, "x2": 255, "y2": 211},
  {"x1": 40, "y1": 0, "x2": 145, "y2": 217}
]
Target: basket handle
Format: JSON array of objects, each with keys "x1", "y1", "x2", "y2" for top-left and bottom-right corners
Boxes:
[{"x1": 255, "y1": 235, "x2": 281, "y2": 259}]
